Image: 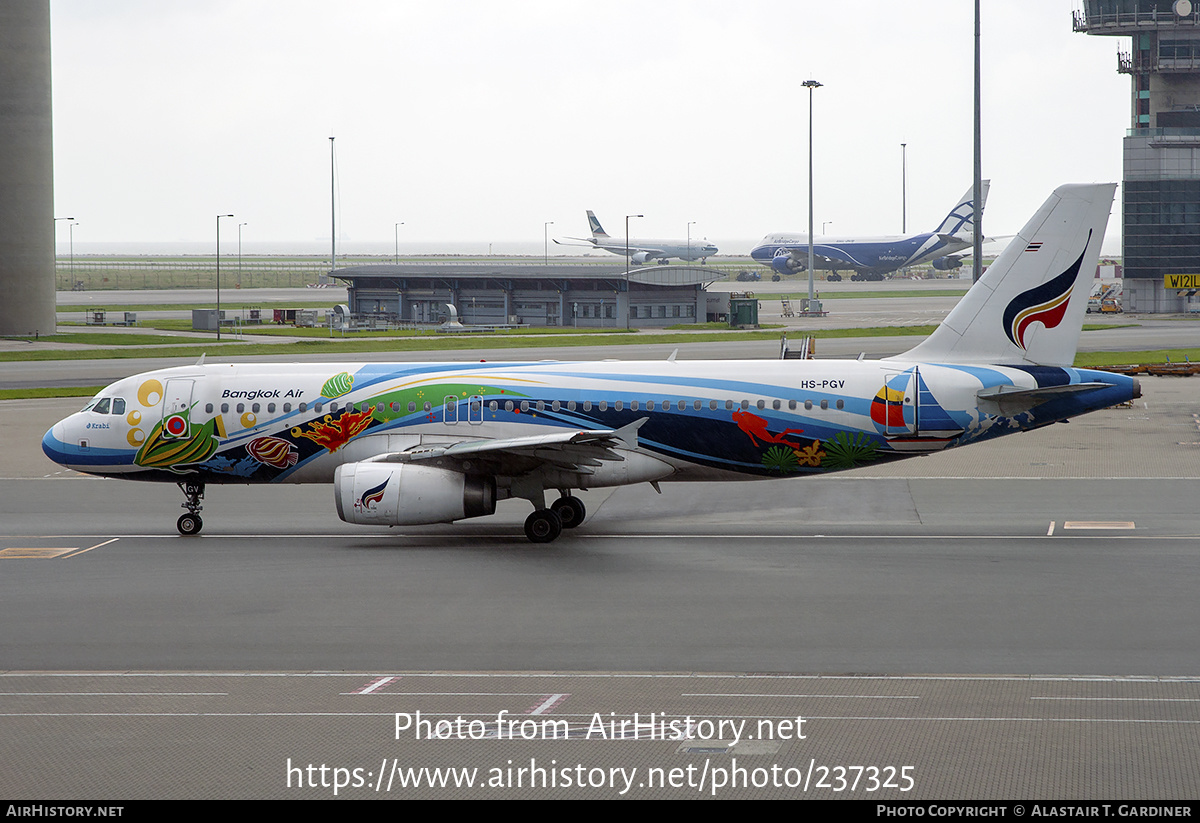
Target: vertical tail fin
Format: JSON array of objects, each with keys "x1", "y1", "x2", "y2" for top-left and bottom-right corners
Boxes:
[
  {"x1": 894, "y1": 183, "x2": 1115, "y2": 367},
  {"x1": 586, "y1": 210, "x2": 611, "y2": 239},
  {"x1": 934, "y1": 180, "x2": 990, "y2": 239}
]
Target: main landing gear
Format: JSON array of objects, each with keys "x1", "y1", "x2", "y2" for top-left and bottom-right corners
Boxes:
[
  {"x1": 176, "y1": 481, "x2": 205, "y2": 536},
  {"x1": 523, "y1": 493, "x2": 587, "y2": 544}
]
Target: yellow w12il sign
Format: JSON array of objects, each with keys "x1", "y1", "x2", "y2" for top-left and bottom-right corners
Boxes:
[{"x1": 1164, "y1": 274, "x2": 1200, "y2": 289}]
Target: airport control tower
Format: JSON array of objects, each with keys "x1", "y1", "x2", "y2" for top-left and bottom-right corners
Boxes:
[{"x1": 1075, "y1": 0, "x2": 1200, "y2": 312}]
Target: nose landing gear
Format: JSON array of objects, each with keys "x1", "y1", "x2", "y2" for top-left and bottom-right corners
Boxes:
[{"x1": 176, "y1": 481, "x2": 205, "y2": 535}]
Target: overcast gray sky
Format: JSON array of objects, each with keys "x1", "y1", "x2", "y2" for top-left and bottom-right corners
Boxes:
[{"x1": 49, "y1": 1, "x2": 1130, "y2": 255}]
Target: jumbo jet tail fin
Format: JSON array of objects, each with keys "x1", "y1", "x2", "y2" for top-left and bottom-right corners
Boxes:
[
  {"x1": 893, "y1": 182, "x2": 1115, "y2": 368},
  {"x1": 933, "y1": 180, "x2": 990, "y2": 239},
  {"x1": 586, "y1": 210, "x2": 611, "y2": 239}
]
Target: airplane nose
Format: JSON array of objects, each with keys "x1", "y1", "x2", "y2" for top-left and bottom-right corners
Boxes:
[{"x1": 42, "y1": 421, "x2": 67, "y2": 465}]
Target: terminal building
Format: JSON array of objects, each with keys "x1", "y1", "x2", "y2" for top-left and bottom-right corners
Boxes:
[
  {"x1": 1075, "y1": 0, "x2": 1200, "y2": 312},
  {"x1": 330, "y1": 262, "x2": 727, "y2": 328}
]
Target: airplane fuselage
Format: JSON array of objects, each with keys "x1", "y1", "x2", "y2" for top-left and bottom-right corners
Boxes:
[
  {"x1": 750, "y1": 232, "x2": 972, "y2": 275},
  {"x1": 44, "y1": 358, "x2": 1136, "y2": 491},
  {"x1": 589, "y1": 238, "x2": 719, "y2": 263}
]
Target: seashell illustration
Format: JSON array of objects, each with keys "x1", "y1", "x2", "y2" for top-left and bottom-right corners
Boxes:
[
  {"x1": 246, "y1": 436, "x2": 298, "y2": 469},
  {"x1": 321, "y1": 371, "x2": 353, "y2": 399}
]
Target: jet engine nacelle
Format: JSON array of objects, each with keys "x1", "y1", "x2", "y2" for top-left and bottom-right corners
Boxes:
[
  {"x1": 334, "y1": 462, "x2": 496, "y2": 526},
  {"x1": 771, "y1": 252, "x2": 802, "y2": 275},
  {"x1": 630, "y1": 251, "x2": 655, "y2": 264},
  {"x1": 932, "y1": 255, "x2": 964, "y2": 271}
]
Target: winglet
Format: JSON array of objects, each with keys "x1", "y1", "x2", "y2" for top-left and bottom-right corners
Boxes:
[{"x1": 195, "y1": 353, "x2": 206, "y2": 366}]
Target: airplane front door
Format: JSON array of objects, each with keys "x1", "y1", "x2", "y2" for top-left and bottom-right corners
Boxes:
[{"x1": 161, "y1": 379, "x2": 195, "y2": 439}]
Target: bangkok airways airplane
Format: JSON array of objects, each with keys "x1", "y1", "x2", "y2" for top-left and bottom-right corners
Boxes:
[
  {"x1": 43, "y1": 184, "x2": 1135, "y2": 543},
  {"x1": 750, "y1": 181, "x2": 989, "y2": 279}
]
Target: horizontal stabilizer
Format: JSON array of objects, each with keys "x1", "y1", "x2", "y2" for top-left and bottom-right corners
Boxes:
[{"x1": 976, "y1": 382, "x2": 1109, "y2": 417}]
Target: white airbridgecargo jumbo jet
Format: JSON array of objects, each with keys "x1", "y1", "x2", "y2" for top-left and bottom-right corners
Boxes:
[{"x1": 44, "y1": 184, "x2": 1137, "y2": 543}]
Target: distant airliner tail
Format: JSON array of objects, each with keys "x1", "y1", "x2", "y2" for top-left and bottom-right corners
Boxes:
[
  {"x1": 894, "y1": 183, "x2": 1115, "y2": 368},
  {"x1": 586, "y1": 210, "x2": 611, "y2": 239},
  {"x1": 933, "y1": 181, "x2": 990, "y2": 240}
]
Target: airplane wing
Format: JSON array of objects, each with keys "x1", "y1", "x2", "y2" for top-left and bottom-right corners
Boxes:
[
  {"x1": 553, "y1": 237, "x2": 599, "y2": 249},
  {"x1": 786, "y1": 246, "x2": 863, "y2": 270},
  {"x1": 366, "y1": 418, "x2": 647, "y2": 476}
]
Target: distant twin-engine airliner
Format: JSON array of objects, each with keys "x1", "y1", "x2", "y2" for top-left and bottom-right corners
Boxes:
[{"x1": 555, "y1": 210, "x2": 718, "y2": 264}]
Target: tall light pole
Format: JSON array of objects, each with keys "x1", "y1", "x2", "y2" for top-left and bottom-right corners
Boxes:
[
  {"x1": 901, "y1": 142, "x2": 907, "y2": 233},
  {"x1": 802, "y1": 79, "x2": 822, "y2": 309},
  {"x1": 216, "y1": 214, "x2": 233, "y2": 340},
  {"x1": 544, "y1": 221, "x2": 553, "y2": 266},
  {"x1": 972, "y1": 0, "x2": 982, "y2": 283},
  {"x1": 625, "y1": 214, "x2": 642, "y2": 328},
  {"x1": 394, "y1": 222, "x2": 404, "y2": 264},
  {"x1": 329, "y1": 136, "x2": 336, "y2": 281},
  {"x1": 687, "y1": 221, "x2": 696, "y2": 263},
  {"x1": 822, "y1": 221, "x2": 833, "y2": 235},
  {"x1": 238, "y1": 222, "x2": 247, "y2": 288}
]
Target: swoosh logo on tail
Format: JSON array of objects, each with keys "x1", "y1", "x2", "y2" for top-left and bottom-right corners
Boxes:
[{"x1": 1001, "y1": 231, "x2": 1091, "y2": 351}]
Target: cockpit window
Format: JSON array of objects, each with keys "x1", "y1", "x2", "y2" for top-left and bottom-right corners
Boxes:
[
  {"x1": 93, "y1": 398, "x2": 111, "y2": 415},
  {"x1": 80, "y1": 400, "x2": 98, "y2": 413},
  {"x1": 112, "y1": 398, "x2": 126, "y2": 415}
]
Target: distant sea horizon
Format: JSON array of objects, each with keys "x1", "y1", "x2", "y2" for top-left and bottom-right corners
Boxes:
[{"x1": 53, "y1": 236, "x2": 1123, "y2": 260}]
